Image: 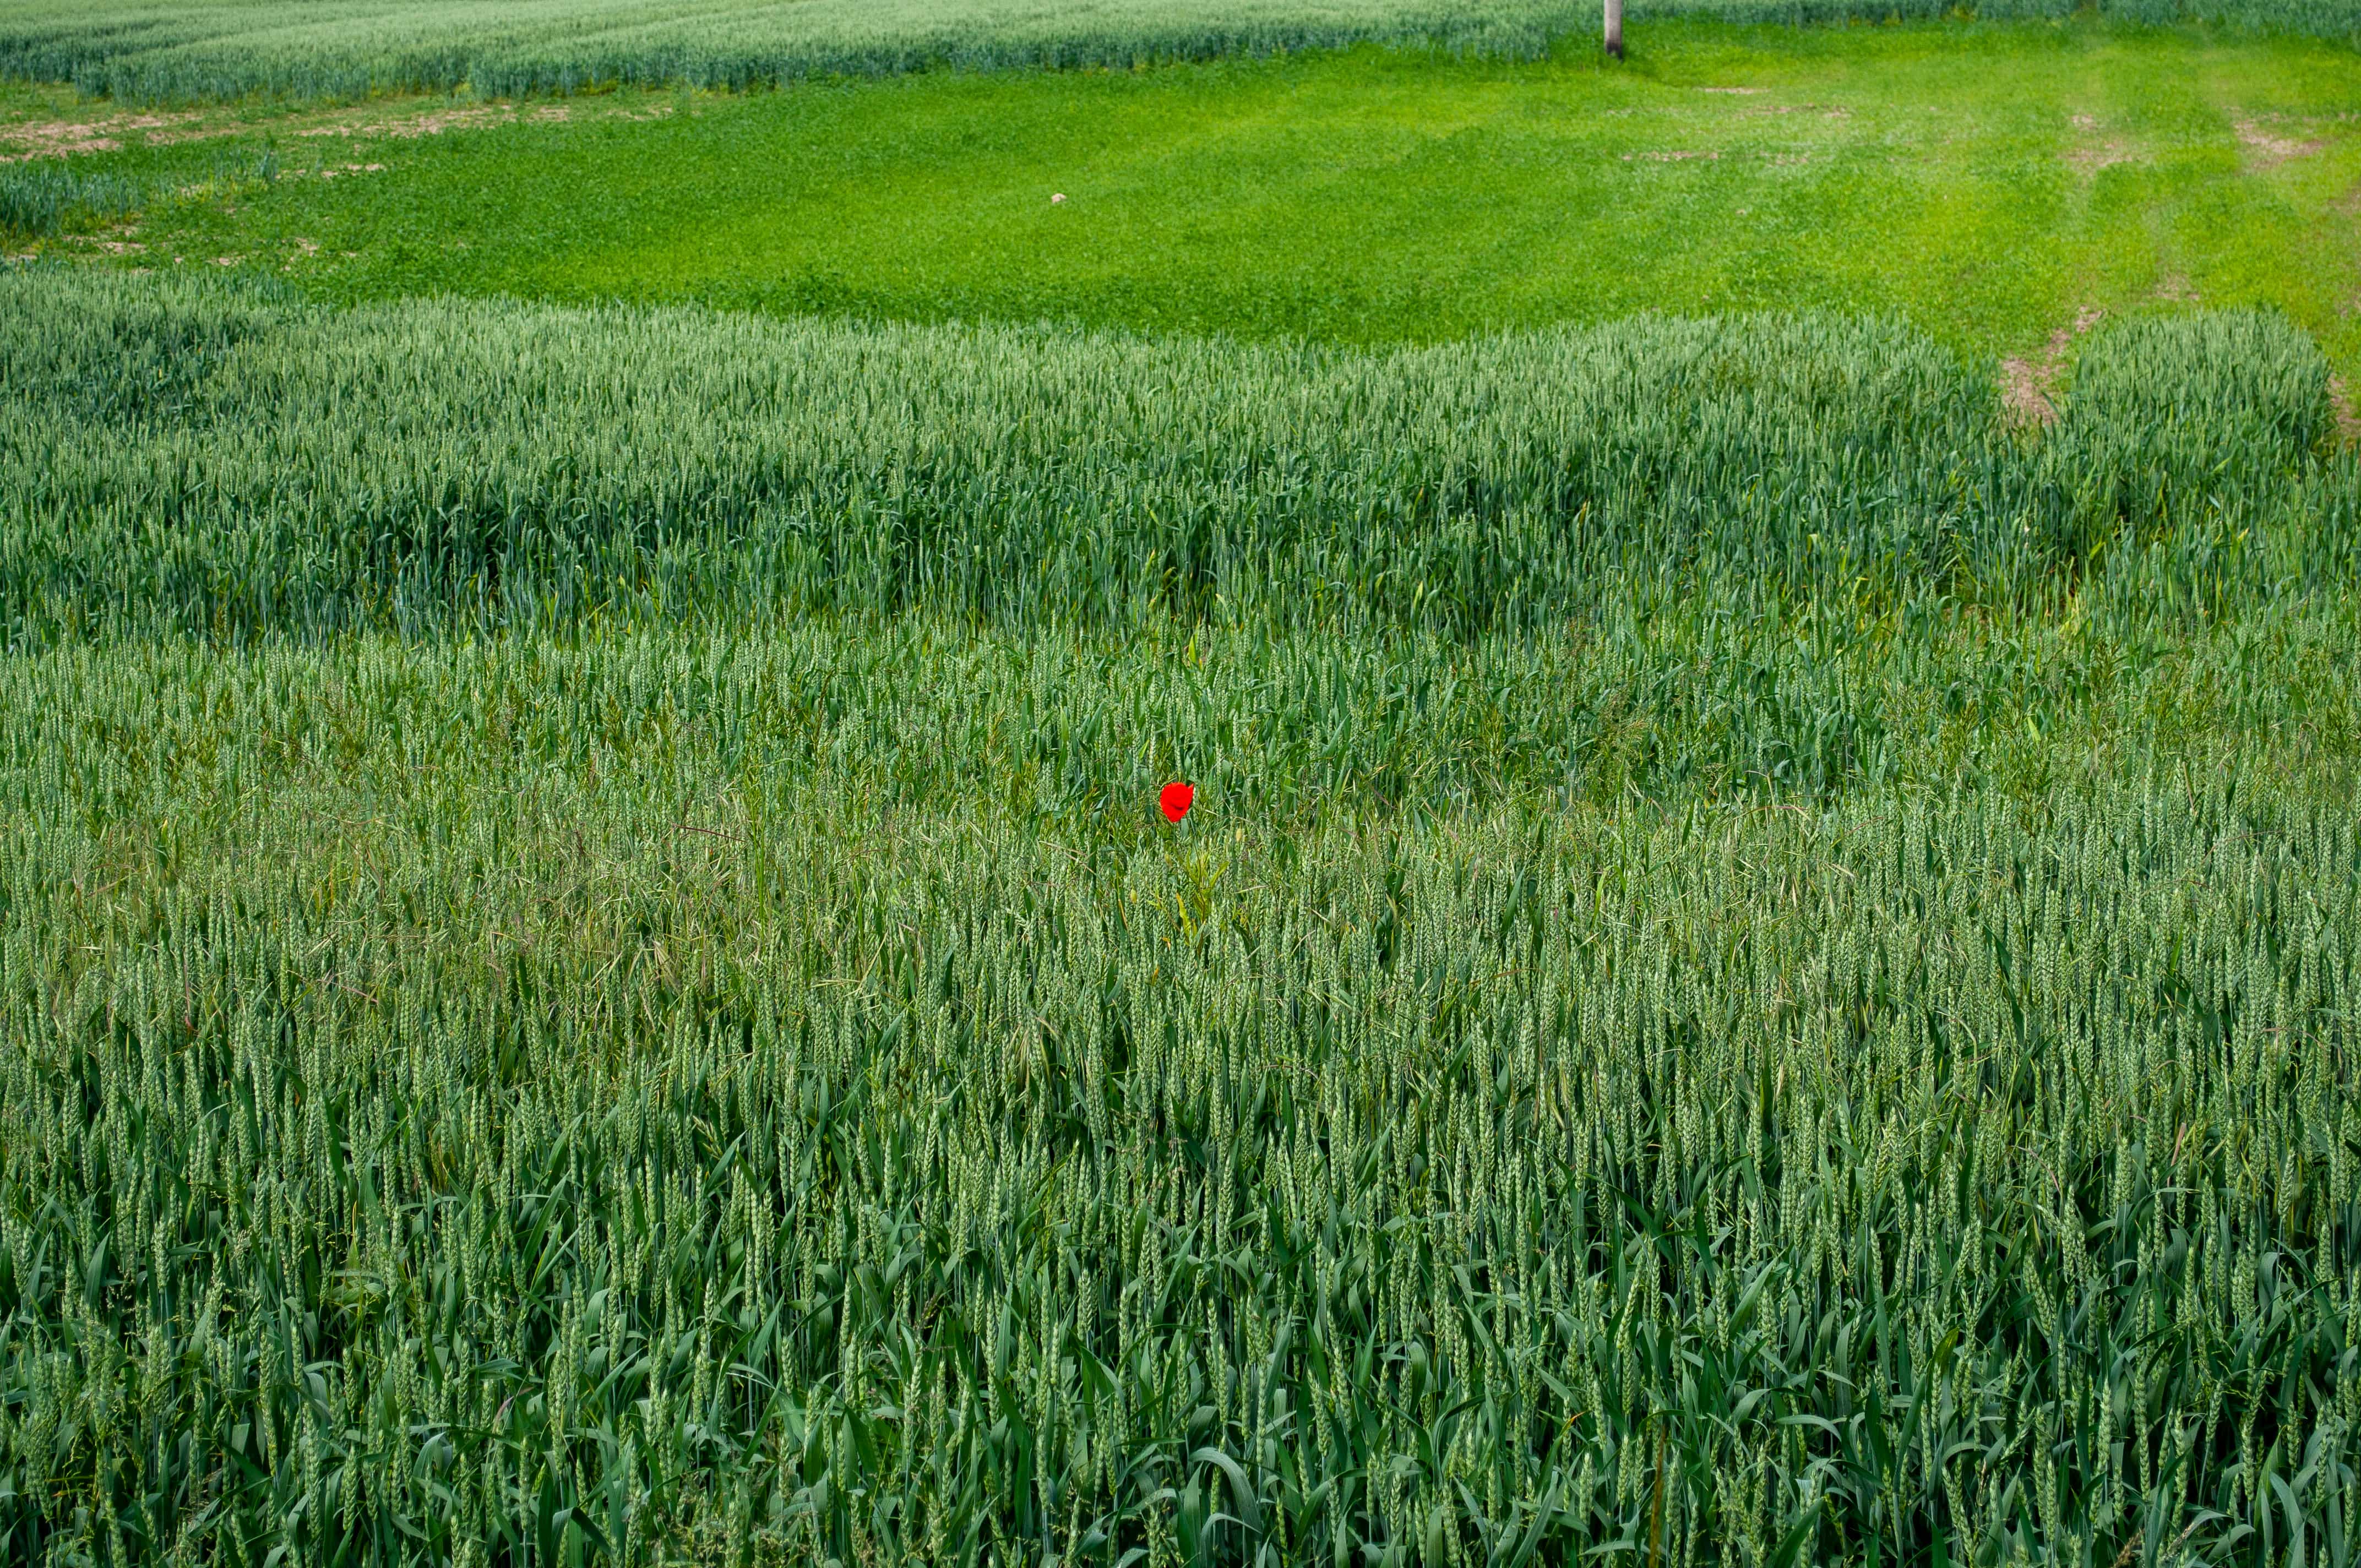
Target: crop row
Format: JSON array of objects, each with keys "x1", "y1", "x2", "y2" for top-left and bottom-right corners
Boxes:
[
  {"x1": 1, "y1": 0, "x2": 2354, "y2": 105},
  {"x1": 0, "y1": 270, "x2": 2344, "y2": 643},
  {"x1": 0, "y1": 630, "x2": 2356, "y2": 1562},
  {"x1": 1, "y1": 609, "x2": 2354, "y2": 825}
]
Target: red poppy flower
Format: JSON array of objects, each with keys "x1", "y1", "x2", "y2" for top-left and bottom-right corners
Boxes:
[{"x1": 1159, "y1": 781, "x2": 1194, "y2": 823}]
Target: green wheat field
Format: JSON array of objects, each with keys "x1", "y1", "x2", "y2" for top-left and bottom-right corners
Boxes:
[{"x1": 3, "y1": 1, "x2": 2361, "y2": 1564}]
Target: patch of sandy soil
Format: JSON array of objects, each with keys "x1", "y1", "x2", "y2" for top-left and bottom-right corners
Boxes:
[
  {"x1": 57, "y1": 221, "x2": 143, "y2": 255},
  {"x1": 275, "y1": 235, "x2": 358, "y2": 271},
  {"x1": 2064, "y1": 141, "x2": 2135, "y2": 174},
  {"x1": 283, "y1": 162, "x2": 388, "y2": 181},
  {"x1": 1622, "y1": 150, "x2": 1720, "y2": 162},
  {"x1": 2063, "y1": 146, "x2": 2134, "y2": 174},
  {"x1": 1696, "y1": 86, "x2": 1765, "y2": 95},
  {"x1": 143, "y1": 125, "x2": 254, "y2": 148},
  {"x1": 2233, "y1": 118, "x2": 2324, "y2": 169},
  {"x1": 2332, "y1": 377, "x2": 2360, "y2": 448},
  {"x1": 1999, "y1": 306, "x2": 2105, "y2": 427},
  {"x1": 299, "y1": 105, "x2": 510, "y2": 139},
  {"x1": 0, "y1": 110, "x2": 205, "y2": 161},
  {"x1": 1, "y1": 134, "x2": 114, "y2": 160},
  {"x1": 1999, "y1": 358, "x2": 2053, "y2": 424},
  {"x1": 2060, "y1": 113, "x2": 2146, "y2": 176},
  {"x1": 297, "y1": 99, "x2": 665, "y2": 140},
  {"x1": 3, "y1": 96, "x2": 674, "y2": 161}
]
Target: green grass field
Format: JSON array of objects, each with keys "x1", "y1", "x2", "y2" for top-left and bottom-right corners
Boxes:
[
  {"x1": 11, "y1": 20, "x2": 2361, "y2": 370},
  {"x1": 4, "y1": 8, "x2": 2361, "y2": 1568}
]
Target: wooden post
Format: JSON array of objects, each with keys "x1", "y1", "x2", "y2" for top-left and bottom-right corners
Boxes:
[{"x1": 1604, "y1": 0, "x2": 1624, "y2": 58}]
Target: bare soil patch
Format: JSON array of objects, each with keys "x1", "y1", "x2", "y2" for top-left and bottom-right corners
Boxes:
[
  {"x1": 296, "y1": 99, "x2": 666, "y2": 141},
  {"x1": 2235, "y1": 118, "x2": 2324, "y2": 168},
  {"x1": 2063, "y1": 143, "x2": 2134, "y2": 174},
  {"x1": 2332, "y1": 376, "x2": 2360, "y2": 447},
  {"x1": 1999, "y1": 356, "x2": 2054, "y2": 424},
  {"x1": 300, "y1": 105, "x2": 511, "y2": 140},
  {"x1": 0, "y1": 111, "x2": 203, "y2": 162},
  {"x1": 283, "y1": 162, "x2": 389, "y2": 182},
  {"x1": 2000, "y1": 306, "x2": 2106, "y2": 427},
  {"x1": 2, "y1": 95, "x2": 677, "y2": 163}
]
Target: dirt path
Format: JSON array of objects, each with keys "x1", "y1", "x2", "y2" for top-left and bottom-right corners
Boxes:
[{"x1": 1999, "y1": 306, "x2": 2106, "y2": 426}]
